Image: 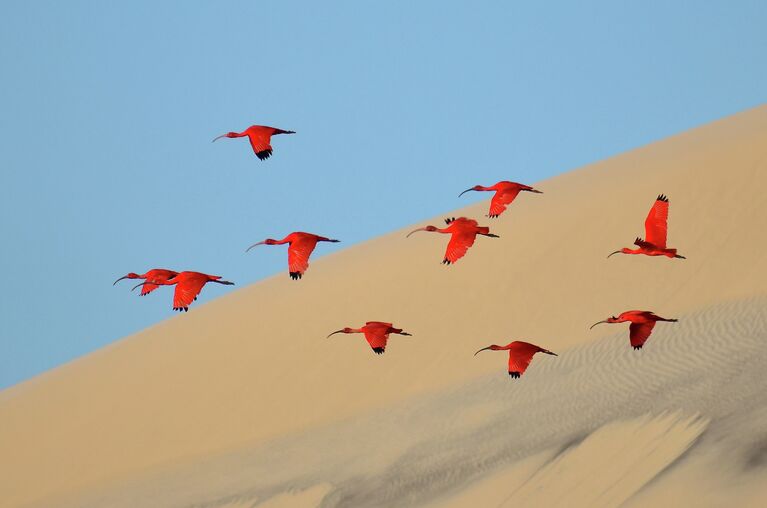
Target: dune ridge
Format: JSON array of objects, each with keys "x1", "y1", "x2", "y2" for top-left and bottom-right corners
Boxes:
[{"x1": 1, "y1": 105, "x2": 766, "y2": 507}]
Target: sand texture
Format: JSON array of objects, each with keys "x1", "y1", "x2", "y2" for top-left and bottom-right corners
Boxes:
[{"x1": 1, "y1": 106, "x2": 766, "y2": 507}]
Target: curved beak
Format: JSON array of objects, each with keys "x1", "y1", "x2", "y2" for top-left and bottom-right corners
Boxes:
[
  {"x1": 458, "y1": 188, "x2": 476, "y2": 198},
  {"x1": 406, "y1": 227, "x2": 428, "y2": 238},
  {"x1": 113, "y1": 275, "x2": 129, "y2": 286},
  {"x1": 326, "y1": 330, "x2": 345, "y2": 339},
  {"x1": 131, "y1": 281, "x2": 151, "y2": 292},
  {"x1": 474, "y1": 346, "x2": 493, "y2": 356},
  {"x1": 542, "y1": 349, "x2": 558, "y2": 356},
  {"x1": 607, "y1": 250, "x2": 622, "y2": 258},
  {"x1": 590, "y1": 320, "x2": 609, "y2": 330},
  {"x1": 245, "y1": 241, "x2": 266, "y2": 253},
  {"x1": 211, "y1": 134, "x2": 227, "y2": 143}
]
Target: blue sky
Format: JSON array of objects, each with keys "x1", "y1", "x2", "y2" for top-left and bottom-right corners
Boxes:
[{"x1": 0, "y1": 1, "x2": 765, "y2": 389}]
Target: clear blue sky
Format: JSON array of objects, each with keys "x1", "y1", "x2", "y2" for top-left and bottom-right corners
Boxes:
[{"x1": 0, "y1": 1, "x2": 765, "y2": 389}]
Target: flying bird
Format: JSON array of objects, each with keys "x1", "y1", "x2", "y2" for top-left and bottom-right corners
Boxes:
[
  {"x1": 407, "y1": 217, "x2": 498, "y2": 265},
  {"x1": 212, "y1": 125, "x2": 295, "y2": 161},
  {"x1": 246, "y1": 232, "x2": 340, "y2": 280},
  {"x1": 474, "y1": 340, "x2": 557, "y2": 378},
  {"x1": 113, "y1": 269, "x2": 179, "y2": 296},
  {"x1": 608, "y1": 194, "x2": 686, "y2": 259},
  {"x1": 590, "y1": 310, "x2": 678, "y2": 349},
  {"x1": 327, "y1": 321, "x2": 412, "y2": 354},
  {"x1": 134, "y1": 271, "x2": 234, "y2": 312},
  {"x1": 459, "y1": 181, "x2": 543, "y2": 218}
]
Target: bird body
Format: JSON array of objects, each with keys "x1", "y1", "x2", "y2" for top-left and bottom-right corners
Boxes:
[
  {"x1": 246, "y1": 232, "x2": 340, "y2": 279},
  {"x1": 212, "y1": 125, "x2": 295, "y2": 160},
  {"x1": 135, "y1": 271, "x2": 234, "y2": 312},
  {"x1": 459, "y1": 181, "x2": 542, "y2": 218},
  {"x1": 113, "y1": 268, "x2": 179, "y2": 296},
  {"x1": 590, "y1": 310, "x2": 678, "y2": 349},
  {"x1": 327, "y1": 321, "x2": 412, "y2": 354},
  {"x1": 407, "y1": 217, "x2": 498, "y2": 264},
  {"x1": 609, "y1": 195, "x2": 685, "y2": 259},
  {"x1": 474, "y1": 340, "x2": 557, "y2": 378}
]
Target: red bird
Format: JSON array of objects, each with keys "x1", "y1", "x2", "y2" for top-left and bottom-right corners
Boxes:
[
  {"x1": 327, "y1": 321, "x2": 412, "y2": 355},
  {"x1": 608, "y1": 195, "x2": 686, "y2": 259},
  {"x1": 113, "y1": 269, "x2": 179, "y2": 296},
  {"x1": 246, "y1": 232, "x2": 340, "y2": 280},
  {"x1": 459, "y1": 181, "x2": 542, "y2": 218},
  {"x1": 474, "y1": 340, "x2": 557, "y2": 378},
  {"x1": 212, "y1": 125, "x2": 295, "y2": 161},
  {"x1": 134, "y1": 271, "x2": 234, "y2": 312},
  {"x1": 590, "y1": 310, "x2": 678, "y2": 349},
  {"x1": 407, "y1": 217, "x2": 499, "y2": 265}
]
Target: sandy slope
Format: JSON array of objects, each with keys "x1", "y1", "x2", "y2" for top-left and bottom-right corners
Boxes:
[{"x1": 1, "y1": 106, "x2": 766, "y2": 508}]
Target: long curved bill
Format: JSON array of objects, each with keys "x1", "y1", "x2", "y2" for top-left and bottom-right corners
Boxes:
[
  {"x1": 211, "y1": 134, "x2": 228, "y2": 143},
  {"x1": 406, "y1": 227, "x2": 428, "y2": 238},
  {"x1": 245, "y1": 241, "x2": 266, "y2": 253},
  {"x1": 113, "y1": 275, "x2": 130, "y2": 285},
  {"x1": 474, "y1": 346, "x2": 493, "y2": 356},
  {"x1": 458, "y1": 188, "x2": 476, "y2": 198},
  {"x1": 589, "y1": 320, "x2": 609, "y2": 330},
  {"x1": 131, "y1": 281, "x2": 155, "y2": 292},
  {"x1": 542, "y1": 349, "x2": 558, "y2": 356},
  {"x1": 326, "y1": 330, "x2": 345, "y2": 338},
  {"x1": 607, "y1": 250, "x2": 622, "y2": 258}
]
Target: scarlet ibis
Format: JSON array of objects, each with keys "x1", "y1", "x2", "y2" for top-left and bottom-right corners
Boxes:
[
  {"x1": 246, "y1": 232, "x2": 340, "y2": 280},
  {"x1": 590, "y1": 310, "x2": 678, "y2": 349},
  {"x1": 407, "y1": 217, "x2": 499, "y2": 265},
  {"x1": 212, "y1": 125, "x2": 295, "y2": 161},
  {"x1": 608, "y1": 195, "x2": 686, "y2": 259},
  {"x1": 474, "y1": 341, "x2": 557, "y2": 378},
  {"x1": 459, "y1": 181, "x2": 543, "y2": 218},
  {"x1": 327, "y1": 321, "x2": 412, "y2": 355},
  {"x1": 134, "y1": 271, "x2": 234, "y2": 312},
  {"x1": 113, "y1": 269, "x2": 179, "y2": 296}
]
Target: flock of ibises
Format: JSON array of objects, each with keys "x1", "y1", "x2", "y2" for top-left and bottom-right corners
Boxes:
[{"x1": 114, "y1": 125, "x2": 685, "y2": 378}]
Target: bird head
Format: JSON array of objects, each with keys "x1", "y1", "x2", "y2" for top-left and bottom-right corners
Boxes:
[
  {"x1": 211, "y1": 132, "x2": 238, "y2": 142},
  {"x1": 590, "y1": 316, "x2": 619, "y2": 329},
  {"x1": 327, "y1": 327, "x2": 355, "y2": 338},
  {"x1": 458, "y1": 185, "x2": 485, "y2": 197},
  {"x1": 113, "y1": 273, "x2": 140, "y2": 285},
  {"x1": 607, "y1": 248, "x2": 632, "y2": 258},
  {"x1": 406, "y1": 225, "x2": 438, "y2": 237},
  {"x1": 245, "y1": 239, "x2": 278, "y2": 252}
]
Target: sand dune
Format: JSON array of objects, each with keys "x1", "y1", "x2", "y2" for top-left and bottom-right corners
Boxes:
[{"x1": 1, "y1": 106, "x2": 766, "y2": 507}]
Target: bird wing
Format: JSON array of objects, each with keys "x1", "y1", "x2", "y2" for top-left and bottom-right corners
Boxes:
[
  {"x1": 488, "y1": 188, "x2": 522, "y2": 217},
  {"x1": 173, "y1": 277, "x2": 207, "y2": 310},
  {"x1": 644, "y1": 195, "x2": 669, "y2": 248},
  {"x1": 247, "y1": 130, "x2": 273, "y2": 160},
  {"x1": 363, "y1": 328, "x2": 389, "y2": 351},
  {"x1": 139, "y1": 282, "x2": 159, "y2": 296},
  {"x1": 507, "y1": 342, "x2": 541, "y2": 374},
  {"x1": 444, "y1": 231, "x2": 477, "y2": 264},
  {"x1": 288, "y1": 238, "x2": 318, "y2": 276},
  {"x1": 629, "y1": 322, "x2": 656, "y2": 348}
]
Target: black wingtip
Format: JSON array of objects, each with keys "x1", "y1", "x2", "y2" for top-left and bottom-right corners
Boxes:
[
  {"x1": 289, "y1": 271, "x2": 303, "y2": 280},
  {"x1": 657, "y1": 194, "x2": 668, "y2": 202},
  {"x1": 256, "y1": 149, "x2": 273, "y2": 161},
  {"x1": 508, "y1": 371, "x2": 521, "y2": 378},
  {"x1": 372, "y1": 347, "x2": 385, "y2": 355},
  {"x1": 442, "y1": 258, "x2": 452, "y2": 265},
  {"x1": 633, "y1": 345, "x2": 643, "y2": 350},
  {"x1": 444, "y1": 217, "x2": 456, "y2": 224}
]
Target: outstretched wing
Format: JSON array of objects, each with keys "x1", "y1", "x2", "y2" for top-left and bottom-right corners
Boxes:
[
  {"x1": 443, "y1": 231, "x2": 477, "y2": 264},
  {"x1": 139, "y1": 282, "x2": 159, "y2": 296},
  {"x1": 173, "y1": 278, "x2": 207, "y2": 311},
  {"x1": 644, "y1": 195, "x2": 669, "y2": 248},
  {"x1": 629, "y1": 322, "x2": 656, "y2": 349},
  {"x1": 363, "y1": 328, "x2": 389, "y2": 352},
  {"x1": 488, "y1": 188, "x2": 522, "y2": 218},
  {"x1": 247, "y1": 129, "x2": 274, "y2": 160},
  {"x1": 288, "y1": 238, "x2": 318, "y2": 277},
  {"x1": 507, "y1": 341, "x2": 542, "y2": 375}
]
